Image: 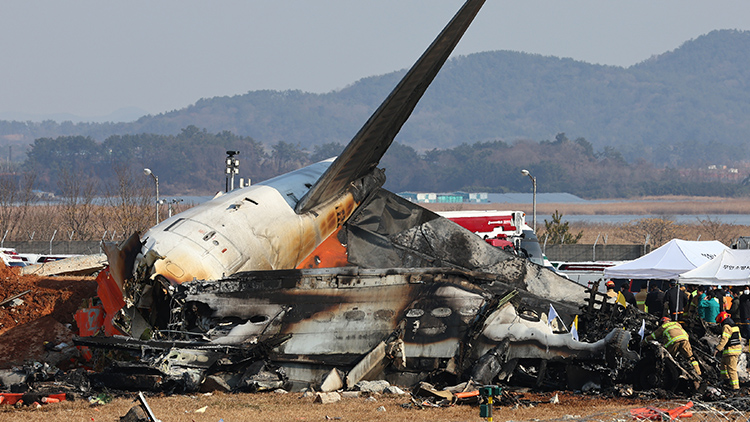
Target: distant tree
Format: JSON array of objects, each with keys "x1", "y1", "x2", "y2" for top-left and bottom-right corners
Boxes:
[
  {"x1": 574, "y1": 137, "x2": 595, "y2": 159},
  {"x1": 98, "y1": 164, "x2": 154, "y2": 240},
  {"x1": 541, "y1": 210, "x2": 583, "y2": 244},
  {"x1": 0, "y1": 172, "x2": 38, "y2": 241},
  {"x1": 271, "y1": 141, "x2": 309, "y2": 174},
  {"x1": 622, "y1": 217, "x2": 677, "y2": 248},
  {"x1": 554, "y1": 132, "x2": 569, "y2": 144},
  {"x1": 310, "y1": 142, "x2": 344, "y2": 162},
  {"x1": 697, "y1": 215, "x2": 738, "y2": 246},
  {"x1": 57, "y1": 167, "x2": 98, "y2": 240}
]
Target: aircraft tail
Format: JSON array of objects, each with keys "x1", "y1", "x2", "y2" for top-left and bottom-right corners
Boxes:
[{"x1": 295, "y1": 0, "x2": 486, "y2": 214}]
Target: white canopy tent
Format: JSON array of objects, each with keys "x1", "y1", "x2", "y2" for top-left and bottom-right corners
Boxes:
[
  {"x1": 678, "y1": 249, "x2": 750, "y2": 286},
  {"x1": 603, "y1": 239, "x2": 728, "y2": 280}
]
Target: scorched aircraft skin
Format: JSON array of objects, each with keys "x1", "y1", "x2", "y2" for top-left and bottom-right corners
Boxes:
[
  {"x1": 105, "y1": 0, "x2": 487, "y2": 291},
  {"x1": 93, "y1": 0, "x2": 652, "y2": 392}
]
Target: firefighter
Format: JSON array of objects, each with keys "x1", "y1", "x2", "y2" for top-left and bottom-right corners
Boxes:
[
  {"x1": 634, "y1": 281, "x2": 649, "y2": 312},
  {"x1": 605, "y1": 280, "x2": 617, "y2": 299},
  {"x1": 714, "y1": 311, "x2": 742, "y2": 390},
  {"x1": 647, "y1": 316, "x2": 701, "y2": 376}
]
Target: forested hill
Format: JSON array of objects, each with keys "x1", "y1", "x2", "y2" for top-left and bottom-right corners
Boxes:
[{"x1": 3, "y1": 29, "x2": 750, "y2": 166}]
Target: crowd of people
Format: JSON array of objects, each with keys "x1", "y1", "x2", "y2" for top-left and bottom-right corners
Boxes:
[{"x1": 605, "y1": 279, "x2": 750, "y2": 391}]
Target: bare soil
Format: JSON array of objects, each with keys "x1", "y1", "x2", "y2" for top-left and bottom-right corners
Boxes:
[
  {"x1": 0, "y1": 390, "x2": 665, "y2": 422},
  {"x1": 0, "y1": 268, "x2": 97, "y2": 368}
]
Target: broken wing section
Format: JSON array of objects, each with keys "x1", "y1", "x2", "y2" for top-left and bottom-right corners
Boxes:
[
  {"x1": 337, "y1": 189, "x2": 588, "y2": 307},
  {"x1": 295, "y1": 0, "x2": 487, "y2": 214}
]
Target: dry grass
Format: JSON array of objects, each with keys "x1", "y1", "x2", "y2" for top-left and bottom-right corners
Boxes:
[
  {"x1": 0, "y1": 391, "x2": 653, "y2": 422},
  {"x1": 425, "y1": 195, "x2": 750, "y2": 216},
  {"x1": 566, "y1": 221, "x2": 750, "y2": 245},
  {"x1": 425, "y1": 196, "x2": 750, "y2": 247}
]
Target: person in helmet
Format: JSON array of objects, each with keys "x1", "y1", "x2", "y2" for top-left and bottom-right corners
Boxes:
[
  {"x1": 605, "y1": 280, "x2": 617, "y2": 299},
  {"x1": 646, "y1": 316, "x2": 701, "y2": 376},
  {"x1": 715, "y1": 311, "x2": 742, "y2": 390}
]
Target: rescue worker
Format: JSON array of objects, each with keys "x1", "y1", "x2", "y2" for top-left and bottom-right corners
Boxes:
[
  {"x1": 647, "y1": 316, "x2": 701, "y2": 376},
  {"x1": 620, "y1": 283, "x2": 638, "y2": 308},
  {"x1": 664, "y1": 279, "x2": 688, "y2": 320},
  {"x1": 729, "y1": 288, "x2": 740, "y2": 321},
  {"x1": 714, "y1": 311, "x2": 742, "y2": 391},
  {"x1": 634, "y1": 281, "x2": 649, "y2": 312},
  {"x1": 605, "y1": 280, "x2": 617, "y2": 300},
  {"x1": 722, "y1": 287, "x2": 734, "y2": 312},
  {"x1": 645, "y1": 283, "x2": 665, "y2": 318},
  {"x1": 688, "y1": 285, "x2": 706, "y2": 320},
  {"x1": 739, "y1": 285, "x2": 750, "y2": 339},
  {"x1": 700, "y1": 288, "x2": 722, "y2": 324}
]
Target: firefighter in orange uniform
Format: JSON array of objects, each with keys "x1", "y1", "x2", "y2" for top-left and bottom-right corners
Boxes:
[
  {"x1": 715, "y1": 311, "x2": 742, "y2": 390},
  {"x1": 647, "y1": 317, "x2": 701, "y2": 376}
]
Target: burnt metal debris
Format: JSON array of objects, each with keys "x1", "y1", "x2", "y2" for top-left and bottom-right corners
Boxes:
[
  {"x1": 59, "y1": 191, "x2": 749, "y2": 402},
  {"x1": 3, "y1": 0, "x2": 748, "y2": 415}
]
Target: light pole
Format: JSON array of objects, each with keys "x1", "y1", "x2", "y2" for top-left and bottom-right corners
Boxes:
[
  {"x1": 520, "y1": 169, "x2": 537, "y2": 233},
  {"x1": 143, "y1": 168, "x2": 160, "y2": 225},
  {"x1": 168, "y1": 198, "x2": 183, "y2": 218},
  {"x1": 225, "y1": 150, "x2": 240, "y2": 192}
]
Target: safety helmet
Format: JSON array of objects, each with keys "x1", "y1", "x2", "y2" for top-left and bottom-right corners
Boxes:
[
  {"x1": 716, "y1": 311, "x2": 730, "y2": 324},
  {"x1": 605, "y1": 280, "x2": 615, "y2": 288},
  {"x1": 661, "y1": 316, "x2": 671, "y2": 323}
]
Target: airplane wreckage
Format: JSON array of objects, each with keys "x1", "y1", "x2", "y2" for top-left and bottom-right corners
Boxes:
[{"x1": 69, "y1": 0, "x2": 741, "y2": 397}]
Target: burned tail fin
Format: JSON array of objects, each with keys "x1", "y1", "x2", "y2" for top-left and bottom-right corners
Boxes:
[{"x1": 295, "y1": 0, "x2": 486, "y2": 214}]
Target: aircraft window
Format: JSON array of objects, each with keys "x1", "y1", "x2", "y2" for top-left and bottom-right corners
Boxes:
[
  {"x1": 431, "y1": 307, "x2": 452, "y2": 318},
  {"x1": 406, "y1": 309, "x2": 424, "y2": 318},
  {"x1": 249, "y1": 315, "x2": 268, "y2": 324},
  {"x1": 244, "y1": 198, "x2": 259, "y2": 205},
  {"x1": 304, "y1": 183, "x2": 312, "y2": 188}
]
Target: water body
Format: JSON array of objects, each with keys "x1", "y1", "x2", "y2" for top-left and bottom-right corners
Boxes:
[{"x1": 489, "y1": 193, "x2": 750, "y2": 225}]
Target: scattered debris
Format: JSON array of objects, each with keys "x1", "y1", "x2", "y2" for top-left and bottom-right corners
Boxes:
[
  {"x1": 21, "y1": 253, "x2": 107, "y2": 277},
  {"x1": 630, "y1": 401, "x2": 694, "y2": 420},
  {"x1": 314, "y1": 392, "x2": 342, "y2": 404}
]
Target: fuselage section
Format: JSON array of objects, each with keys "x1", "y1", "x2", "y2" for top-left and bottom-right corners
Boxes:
[{"x1": 137, "y1": 159, "x2": 360, "y2": 284}]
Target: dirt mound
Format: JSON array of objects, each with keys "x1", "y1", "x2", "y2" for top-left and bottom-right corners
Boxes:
[{"x1": 0, "y1": 265, "x2": 97, "y2": 368}]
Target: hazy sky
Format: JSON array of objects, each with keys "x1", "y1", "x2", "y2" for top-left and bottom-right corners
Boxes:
[{"x1": 3, "y1": 1, "x2": 750, "y2": 120}]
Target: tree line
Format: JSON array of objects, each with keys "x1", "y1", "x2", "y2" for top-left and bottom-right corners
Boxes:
[
  {"x1": 18, "y1": 128, "x2": 750, "y2": 201},
  {"x1": 3, "y1": 30, "x2": 750, "y2": 169},
  {"x1": 1, "y1": 125, "x2": 748, "y2": 244}
]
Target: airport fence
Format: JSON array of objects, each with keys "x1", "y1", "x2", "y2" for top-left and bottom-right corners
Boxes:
[
  {"x1": 4, "y1": 240, "x2": 651, "y2": 263},
  {"x1": 3, "y1": 241, "x2": 103, "y2": 256},
  {"x1": 544, "y1": 244, "x2": 650, "y2": 262}
]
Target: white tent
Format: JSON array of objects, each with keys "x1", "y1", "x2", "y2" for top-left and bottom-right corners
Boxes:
[
  {"x1": 678, "y1": 249, "x2": 750, "y2": 286},
  {"x1": 603, "y1": 239, "x2": 728, "y2": 280}
]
